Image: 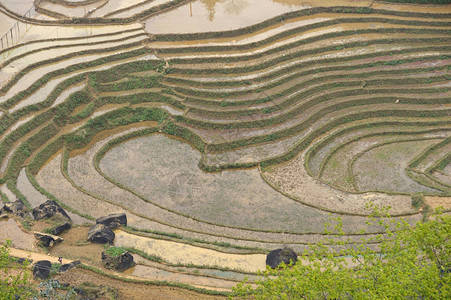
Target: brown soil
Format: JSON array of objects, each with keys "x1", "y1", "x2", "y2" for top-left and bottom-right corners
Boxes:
[
  {"x1": 55, "y1": 268, "x2": 227, "y2": 300},
  {"x1": 8, "y1": 244, "x2": 226, "y2": 299},
  {"x1": 30, "y1": 219, "x2": 56, "y2": 233},
  {"x1": 49, "y1": 226, "x2": 105, "y2": 266},
  {"x1": 425, "y1": 196, "x2": 451, "y2": 211}
]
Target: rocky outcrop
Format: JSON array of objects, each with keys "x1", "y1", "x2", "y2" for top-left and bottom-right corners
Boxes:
[
  {"x1": 266, "y1": 247, "x2": 298, "y2": 269},
  {"x1": 59, "y1": 260, "x2": 81, "y2": 273},
  {"x1": 52, "y1": 222, "x2": 71, "y2": 235},
  {"x1": 96, "y1": 213, "x2": 127, "y2": 230},
  {"x1": 33, "y1": 260, "x2": 51, "y2": 279},
  {"x1": 34, "y1": 232, "x2": 63, "y2": 248},
  {"x1": 87, "y1": 224, "x2": 115, "y2": 244},
  {"x1": 101, "y1": 251, "x2": 134, "y2": 272},
  {"x1": 1, "y1": 199, "x2": 28, "y2": 218},
  {"x1": 32, "y1": 200, "x2": 71, "y2": 223}
]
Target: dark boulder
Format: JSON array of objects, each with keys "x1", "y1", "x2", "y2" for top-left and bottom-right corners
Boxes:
[
  {"x1": 53, "y1": 222, "x2": 71, "y2": 235},
  {"x1": 34, "y1": 232, "x2": 63, "y2": 248},
  {"x1": 32, "y1": 200, "x2": 71, "y2": 223},
  {"x1": 266, "y1": 247, "x2": 298, "y2": 269},
  {"x1": 33, "y1": 260, "x2": 51, "y2": 280},
  {"x1": 96, "y1": 213, "x2": 127, "y2": 230},
  {"x1": 60, "y1": 260, "x2": 81, "y2": 273},
  {"x1": 102, "y1": 251, "x2": 134, "y2": 272},
  {"x1": 2, "y1": 199, "x2": 27, "y2": 218},
  {"x1": 87, "y1": 224, "x2": 114, "y2": 244}
]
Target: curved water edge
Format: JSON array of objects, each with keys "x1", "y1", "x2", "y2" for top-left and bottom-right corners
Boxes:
[{"x1": 99, "y1": 133, "x2": 420, "y2": 234}]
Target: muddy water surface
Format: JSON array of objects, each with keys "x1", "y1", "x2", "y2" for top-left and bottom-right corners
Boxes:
[
  {"x1": 0, "y1": 11, "x2": 18, "y2": 39},
  {"x1": 144, "y1": 0, "x2": 312, "y2": 34},
  {"x1": 0, "y1": 0, "x2": 34, "y2": 16},
  {"x1": 145, "y1": 0, "x2": 375, "y2": 34},
  {"x1": 99, "y1": 134, "x2": 405, "y2": 234}
]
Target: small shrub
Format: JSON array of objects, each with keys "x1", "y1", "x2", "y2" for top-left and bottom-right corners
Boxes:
[
  {"x1": 104, "y1": 246, "x2": 127, "y2": 258},
  {"x1": 49, "y1": 263, "x2": 61, "y2": 276},
  {"x1": 412, "y1": 194, "x2": 425, "y2": 209}
]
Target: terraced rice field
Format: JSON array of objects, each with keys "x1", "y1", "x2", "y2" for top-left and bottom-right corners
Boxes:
[{"x1": 0, "y1": 0, "x2": 450, "y2": 293}]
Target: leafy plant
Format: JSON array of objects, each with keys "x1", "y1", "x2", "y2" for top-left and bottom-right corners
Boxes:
[
  {"x1": 39, "y1": 279, "x2": 77, "y2": 299},
  {"x1": 412, "y1": 194, "x2": 425, "y2": 208},
  {"x1": 50, "y1": 263, "x2": 62, "y2": 276},
  {"x1": 0, "y1": 240, "x2": 35, "y2": 298},
  {"x1": 104, "y1": 246, "x2": 127, "y2": 258},
  {"x1": 232, "y1": 208, "x2": 451, "y2": 299}
]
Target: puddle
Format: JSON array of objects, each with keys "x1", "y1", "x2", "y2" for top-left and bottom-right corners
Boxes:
[
  {"x1": 0, "y1": 218, "x2": 36, "y2": 251},
  {"x1": 114, "y1": 230, "x2": 266, "y2": 272}
]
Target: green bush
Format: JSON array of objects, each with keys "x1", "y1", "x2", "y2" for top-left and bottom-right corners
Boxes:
[
  {"x1": 232, "y1": 211, "x2": 451, "y2": 299},
  {"x1": 412, "y1": 194, "x2": 426, "y2": 208},
  {"x1": 104, "y1": 246, "x2": 127, "y2": 258},
  {"x1": 0, "y1": 240, "x2": 36, "y2": 298}
]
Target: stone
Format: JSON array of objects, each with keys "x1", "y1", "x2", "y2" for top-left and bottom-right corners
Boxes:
[
  {"x1": 2, "y1": 199, "x2": 27, "y2": 218},
  {"x1": 53, "y1": 222, "x2": 71, "y2": 235},
  {"x1": 102, "y1": 251, "x2": 134, "y2": 272},
  {"x1": 96, "y1": 213, "x2": 127, "y2": 230},
  {"x1": 33, "y1": 260, "x2": 51, "y2": 280},
  {"x1": 34, "y1": 232, "x2": 63, "y2": 248},
  {"x1": 59, "y1": 264, "x2": 72, "y2": 273},
  {"x1": 59, "y1": 260, "x2": 81, "y2": 273},
  {"x1": 32, "y1": 200, "x2": 71, "y2": 223},
  {"x1": 266, "y1": 247, "x2": 298, "y2": 269},
  {"x1": 87, "y1": 224, "x2": 115, "y2": 244}
]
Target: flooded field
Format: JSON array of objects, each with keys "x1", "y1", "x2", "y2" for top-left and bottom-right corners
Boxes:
[
  {"x1": 354, "y1": 139, "x2": 443, "y2": 193},
  {"x1": 0, "y1": 218, "x2": 36, "y2": 251},
  {"x1": 115, "y1": 230, "x2": 266, "y2": 272},
  {"x1": 99, "y1": 134, "x2": 395, "y2": 233},
  {"x1": 0, "y1": 0, "x2": 450, "y2": 294}
]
